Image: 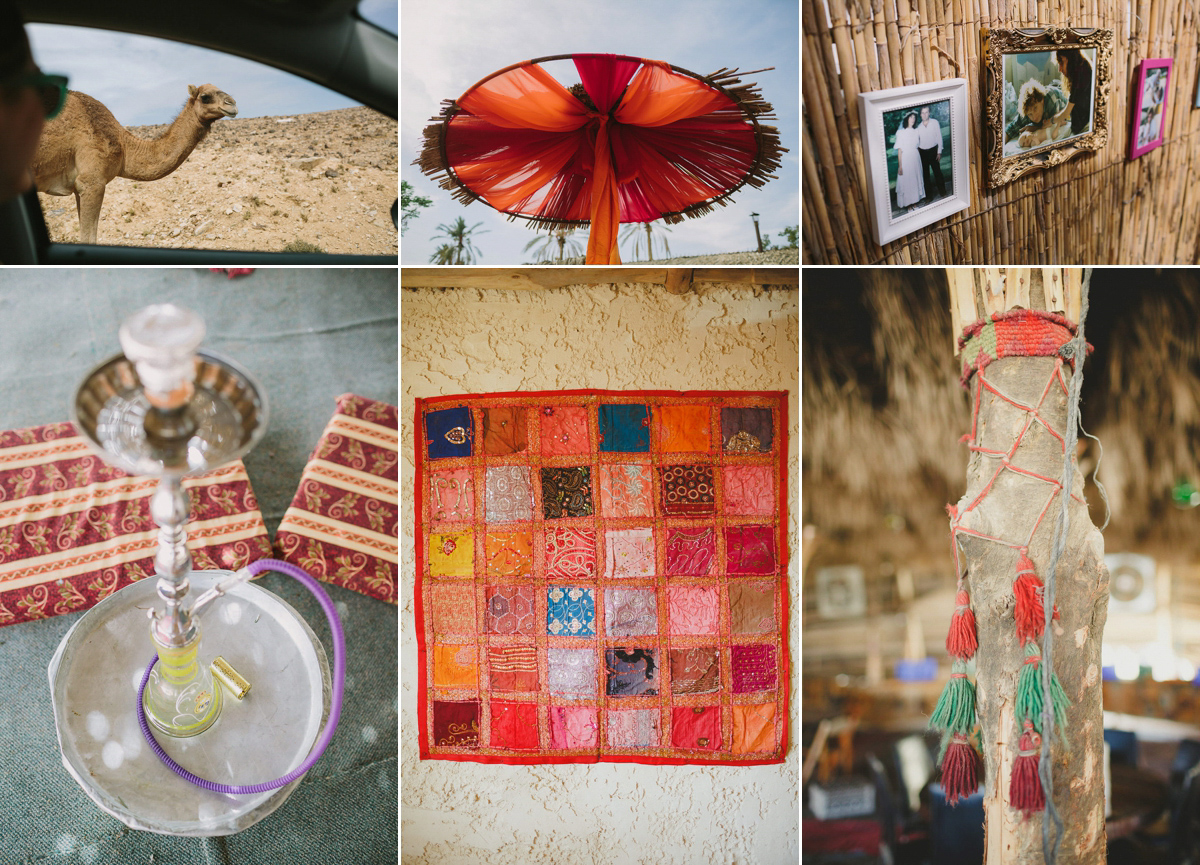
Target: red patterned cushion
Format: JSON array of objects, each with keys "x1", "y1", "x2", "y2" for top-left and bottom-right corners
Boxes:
[
  {"x1": 0, "y1": 422, "x2": 271, "y2": 627},
  {"x1": 274, "y1": 394, "x2": 398, "y2": 603}
]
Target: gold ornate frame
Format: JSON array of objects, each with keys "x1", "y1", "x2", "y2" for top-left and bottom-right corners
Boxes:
[{"x1": 982, "y1": 27, "x2": 1113, "y2": 187}]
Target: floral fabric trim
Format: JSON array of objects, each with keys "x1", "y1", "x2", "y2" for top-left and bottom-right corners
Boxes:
[
  {"x1": 274, "y1": 393, "x2": 398, "y2": 603},
  {"x1": 0, "y1": 421, "x2": 271, "y2": 627},
  {"x1": 415, "y1": 389, "x2": 788, "y2": 765}
]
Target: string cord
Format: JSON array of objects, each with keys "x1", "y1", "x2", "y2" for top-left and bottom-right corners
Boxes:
[{"x1": 1039, "y1": 268, "x2": 1093, "y2": 864}]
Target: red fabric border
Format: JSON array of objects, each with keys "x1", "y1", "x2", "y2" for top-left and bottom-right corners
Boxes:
[{"x1": 414, "y1": 388, "x2": 790, "y2": 766}]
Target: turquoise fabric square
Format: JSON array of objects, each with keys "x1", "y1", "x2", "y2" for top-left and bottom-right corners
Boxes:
[
  {"x1": 598, "y1": 404, "x2": 649, "y2": 453},
  {"x1": 546, "y1": 586, "x2": 595, "y2": 636}
]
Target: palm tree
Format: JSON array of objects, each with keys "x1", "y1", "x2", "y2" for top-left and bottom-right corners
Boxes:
[
  {"x1": 429, "y1": 217, "x2": 487, "y2": 264},
  {"x1": 619, "y1": 221, "x2": 672, "y2": 262},
  {"x1": 523, "y1": 227, "x2": 587, "y2": 263}
]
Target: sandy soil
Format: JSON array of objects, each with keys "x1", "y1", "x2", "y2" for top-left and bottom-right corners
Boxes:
[{"x1": 37, "y1": 106, "x2": 397, "y2": 256}]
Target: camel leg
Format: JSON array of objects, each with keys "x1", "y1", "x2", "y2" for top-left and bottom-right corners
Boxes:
[{"x1": 73, "y1": 174, "x2": 106, "y2": 244}]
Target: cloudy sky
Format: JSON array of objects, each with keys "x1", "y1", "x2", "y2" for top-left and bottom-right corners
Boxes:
[
  {"x1": 25, "y1": 0, "x2": 397, "y2": 126},
  {"x1": 400, "y1": 0, "x2": 799, "y2": 264}
]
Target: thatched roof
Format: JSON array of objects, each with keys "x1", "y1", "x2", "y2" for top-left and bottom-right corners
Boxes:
[{"x1": 804, "y1": 268, "x2": 1200, "y2": 590}]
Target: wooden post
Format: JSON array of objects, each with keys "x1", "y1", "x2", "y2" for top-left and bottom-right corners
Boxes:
[{"x1": 946, "y1": 268, "x2": 1110, "y2": 864}]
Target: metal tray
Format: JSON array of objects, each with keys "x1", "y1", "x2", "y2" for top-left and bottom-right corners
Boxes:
[{"x1": 48, "y1": 570, "x2": 331, "y2": 836}]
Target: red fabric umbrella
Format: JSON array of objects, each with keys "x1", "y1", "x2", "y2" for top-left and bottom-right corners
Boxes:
[{"x1": 416, "y1": 53, "x2": 784, "y2": 264}]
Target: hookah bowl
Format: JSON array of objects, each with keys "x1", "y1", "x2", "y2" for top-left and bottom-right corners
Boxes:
[{"x1": 47, "y1": 305, "x2": 333, "y2": 836}]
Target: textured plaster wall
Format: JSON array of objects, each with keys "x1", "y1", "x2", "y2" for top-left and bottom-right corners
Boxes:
[{"x1": 400, "y1": 285, "x2": 799, "y2": 865}]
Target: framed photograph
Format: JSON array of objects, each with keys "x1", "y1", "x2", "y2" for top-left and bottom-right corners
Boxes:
[
  {"x1": 1131, "y1": 58, "x2": 1172, "y2": 159},
  {"x1": 858, "y1": 78, "x2": 970, "y2": 246},
  {"x1": 982, "y1": 27, "x2": 1113, "y2": 187}
]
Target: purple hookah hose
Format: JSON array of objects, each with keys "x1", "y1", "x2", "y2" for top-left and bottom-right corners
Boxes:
[{"x1": 135, "y1": 558, "x2": 346, "y2": 795}]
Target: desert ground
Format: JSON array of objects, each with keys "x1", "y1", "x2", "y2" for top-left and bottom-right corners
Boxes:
[{"x1": 37, "y1": 106, "x2": 397, "y2": 256}]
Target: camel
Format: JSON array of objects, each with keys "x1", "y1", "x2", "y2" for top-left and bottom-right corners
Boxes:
[{"x1": 33, "y1": 84, "x2": 237, "y2": 244}]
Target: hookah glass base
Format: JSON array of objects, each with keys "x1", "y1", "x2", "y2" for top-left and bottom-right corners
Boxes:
[{"x1": 48, "y1": 570, "x2": 332, "y2": 837}]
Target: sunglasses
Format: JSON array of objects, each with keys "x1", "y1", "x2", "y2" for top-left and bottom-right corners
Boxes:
[{"x1": 7, "y1": 71, "x2": 69, "y2": 119}]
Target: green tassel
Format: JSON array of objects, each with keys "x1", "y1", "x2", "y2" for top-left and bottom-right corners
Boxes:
[
  {"x1": 929, "y1": 661, "x2": 976, "y2": 735},
  {"x1": 1015, "y1": 643, "x2": 1069, "y2": 746}
]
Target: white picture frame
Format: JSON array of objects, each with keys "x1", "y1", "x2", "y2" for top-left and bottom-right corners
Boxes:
[{"x1": 858, "y1": 78, "x2": 971, "y2": 246}]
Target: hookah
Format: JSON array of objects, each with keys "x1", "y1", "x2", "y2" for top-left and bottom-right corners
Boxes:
[{"x1": 47, "y1": 304, "x2": 345, "y2": 835}]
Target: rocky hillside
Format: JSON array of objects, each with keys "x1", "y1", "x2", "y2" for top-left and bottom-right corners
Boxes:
[{"x1": 37, "y1": 106, "x2": 397, "y2": 256}]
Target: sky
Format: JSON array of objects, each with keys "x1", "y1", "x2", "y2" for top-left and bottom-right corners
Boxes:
[
  {"x1": 25, "y1": 0, "x2": 398, "y2": 126},
  {"x1": 399, "y1": 0, "x2": 800, "y2": 264}
]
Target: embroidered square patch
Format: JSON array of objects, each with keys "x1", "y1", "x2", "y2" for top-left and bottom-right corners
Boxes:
[
  {"x1": 432, "y1": 700, "x2": 480, "y2": 747},
  {"x1": 547, "y1": 648, "x2": 597, "y2": 698},
  {"x1": 607, "y1": 709, "x2": 660, "y2": 747},
  {"x1": 604, "y1": 528, "x2": 655, "y2": 578},
  {"x1": 667, "y1": 586, "x2": 720, "y2": 635},
  {"x1": 544, "y1": 527, "x2": 596, "y2": 579},
  {"x1": 546, "y1": 586, "x2": 595, "y2": 636},
  {"x1": 426, "y1": 406, "x2": 473, "y2": 459},
  {"x1": 665, "y1": 527, "x2": 717, "y2": 576},
  {"x1": 416, "y1": 390, "x2": 787, "y2": 765},
  {"x1": 485, "y1": 466, "x2": 533, "y2": 523},
  {"x1": 481, "y1": 407, "x2": 528, "y2": 455},
  {"x1": 670, "y1": 647, "x2": 720, "y2": 694},
  {"x1": 671, "y1": 706, "x2": 721, "y2": 751},
  {"x1": 432, "y1": 643, "x2": 477, "y2": 690},
  {"x1": 656, "y1": 404, "x2": 711, "y2": 453},
  {"x1": 605, "y1": 588, "x2": 657, "y2": 636},
  {"x1": 605, "y1": 648, "x2": 659, "y2": 697},
  {"x1": 484, "y1": 531, "x2": 533, "y2": 576},
  {"x1": 429, "y1": 469, "x2": 473, "y2": 523},
  {"x1": 598, "y1": 404, "x2": 650, "y2": 453},
  {"x1": 485, "y1": 585, "x2": 535, "y2": 635},
  {"x1": 597, "y1": 463, "x2": 654, "y2": 518},
  {"x1": 658, "y1": 464, "x2": 715, "y2": 516},
  {"x1": 549, "y1": 706, "x2": 599, "y2": 749},
  {"x1": 539, "y1": 405, "x2": 590, "y2": 456},
  {"x1": 488, "y1": 645, "x2": 538, "y2": 692},
  {"x1": 490, "y1": 701, "x2": 539, "y2": 750},
  {"x1": 540, "y1": 466, "x2": 594, "y2": 519}
]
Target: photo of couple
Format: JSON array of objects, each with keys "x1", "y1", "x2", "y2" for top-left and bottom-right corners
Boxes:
[
  {"x1": 884, "y1": 100, "x2": 953, "y2": 219},
  {"x1": 1002, "y1": 47, "x2": 1095, "y2": 155}
]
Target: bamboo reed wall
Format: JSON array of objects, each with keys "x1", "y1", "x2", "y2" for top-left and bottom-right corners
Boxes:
[{"x1": 803, "y1": 0, "x2": 1200, "y2": 264}]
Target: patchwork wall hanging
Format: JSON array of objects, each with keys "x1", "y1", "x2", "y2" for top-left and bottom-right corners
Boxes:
[{"x1": 414, "y1": 390, "x2": 789, "y2": 764}]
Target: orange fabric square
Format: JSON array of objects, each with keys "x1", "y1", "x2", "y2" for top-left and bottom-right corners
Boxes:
[
  {"x1": 488, "y1": 644, "x2": 538, "y2": 692},
  {"x1": 732, "y1": 703, "x2": 777, "y2": 754},
  {"x1": 430, "y1": 583, "x2": 476, "y2": 636},
  {"x1": 482, "y1": 407, "x2": 528, "y2": 455},
  {"x1": 485, "y1": 531, "x2": 533, "y2": 576},
  {"x1": 539, "y1": 405, "x2": 590, "y2": 455},
  {"x1": 656, "y1": 404, "x2": 711, "y2": 453},
  {"x1": 433, "y1": 643, "x2": 478, "y2": 689}
]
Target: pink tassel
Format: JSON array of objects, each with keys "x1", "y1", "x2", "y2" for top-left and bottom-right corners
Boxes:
[
  {"x1": 946, "y1": 589, "x2": 978, "y2": 660},
  {"x1": 1014, "y1": 550, "x2": 1058, "y2": 645},
  {"x1": 942, "y1": 734, "x2": 979, "y2": 805},
  {"x1": 1009, "y1": 721, "x2": 1046, "y2": 816}
]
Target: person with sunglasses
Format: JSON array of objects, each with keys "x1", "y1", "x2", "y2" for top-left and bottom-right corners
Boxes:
[{"x1": 0, "y1": 0, "x2": 66, "y2": 202}]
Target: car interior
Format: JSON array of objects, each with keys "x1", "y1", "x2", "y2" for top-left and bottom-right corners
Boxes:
[{"x1": 4, "y1": 0, "x2": 397, "y2": 264}]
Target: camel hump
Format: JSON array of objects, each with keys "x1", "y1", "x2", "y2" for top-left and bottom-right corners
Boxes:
[{"x1": 47, "y1": 90, "x2": 124, "y2": 139}]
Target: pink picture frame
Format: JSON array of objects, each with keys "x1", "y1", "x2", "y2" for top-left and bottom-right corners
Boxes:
[{"x1": 1130, "y1": 58, "x2": 1172, "y2": 159}]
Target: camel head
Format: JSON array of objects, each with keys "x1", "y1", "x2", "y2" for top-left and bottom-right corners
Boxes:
[{"x1": 187, "y1": 83, "x2": 237, "y2": 126}]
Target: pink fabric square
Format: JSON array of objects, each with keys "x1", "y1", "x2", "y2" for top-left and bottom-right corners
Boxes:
[
  {"x1": 725, "y1": 525, "x2": 777, "y2": 575},
  {"x1": 604, "y1": 528, "x2": 655, "y2": 577},
  {"x1": 722, "y1": 466, "x2": 774, "y2": 516},
  {"x1": 429, "y1": 468, "x2": 473, "y2": 522},
  {"x1": 544, "y1": 527, "x2": 597, "y2": 579},
  {"x1": 539, "y1": 405, "x2": 590, "y2": 456},
  {"x1": 665, "y1": 527, "x2": 716, "y2": 576},
  {"x1": 667, "y1": 586, "x2": 720, "y2": 635},
  {"x1": 597, "y1": 463, "x2": 653, "y2": 517},
  {"x1": 549, "y1": 706, "x2": 599, "y2": 749},
  {"x1": 606, "y1": 709, "x2": 659, "y2": 747}
]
